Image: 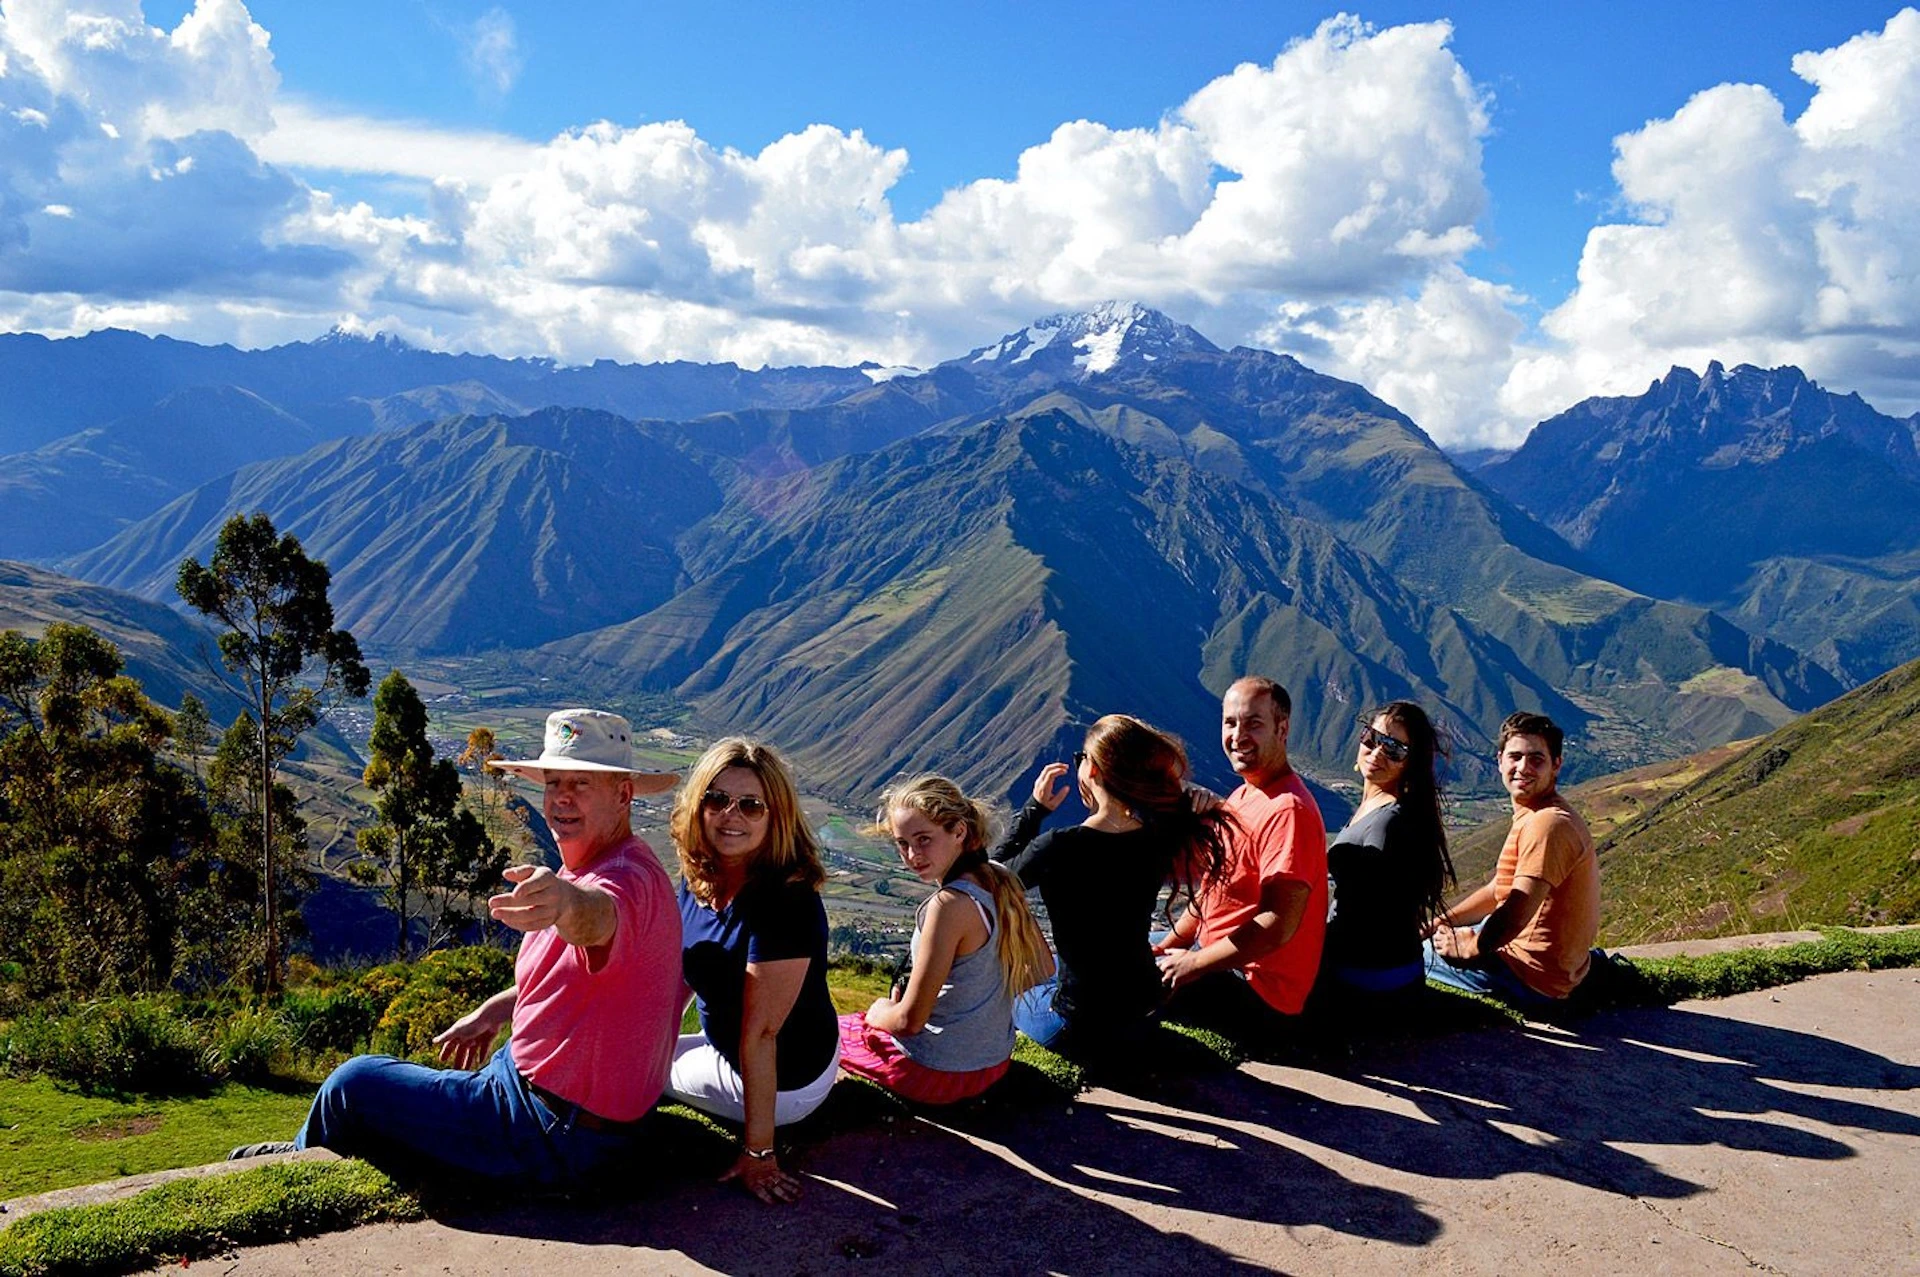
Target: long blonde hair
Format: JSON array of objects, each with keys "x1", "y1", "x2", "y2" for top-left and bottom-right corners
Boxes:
[
  {"x1": 875, "y1": 774, "x2": 1050, "y2": 997},
  {"x1": 672, "y1": 737, "x2": 824, "y2": 906}
]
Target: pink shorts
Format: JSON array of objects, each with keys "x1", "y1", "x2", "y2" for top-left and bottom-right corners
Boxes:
[{"x1": 836, "y1": 1013, "x2": 1009, "y2": 1105}]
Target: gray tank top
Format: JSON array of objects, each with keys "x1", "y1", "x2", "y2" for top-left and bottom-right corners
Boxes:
[{"x1": 895, "y1": 879, "x2": 1016, "y2": 1072}]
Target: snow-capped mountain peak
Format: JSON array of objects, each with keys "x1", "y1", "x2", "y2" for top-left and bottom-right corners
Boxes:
[{"x1": 959, "y1": 302, "x2": 1220, "y2": 378}]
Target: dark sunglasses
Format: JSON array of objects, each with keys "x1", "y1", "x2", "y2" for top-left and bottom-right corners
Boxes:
[
  {"x1": 1071, "y1": 750, "x2": 1088, "y2": 768},
  {"x1": 1356, "y1": 721, "x2": 1411, "y2": 763},
  {"x1": 701, "y1": 789, "x2": 770, "y2": 819}
]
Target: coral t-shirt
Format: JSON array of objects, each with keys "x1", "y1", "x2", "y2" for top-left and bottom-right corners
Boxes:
[
  {"x1": 1492, "y1": 797, "x2": 1599, "y2": 998},
  {"x1": 509, "y1": 835, "x2": 682, "y2": 1122},
  {"x1": 1198, "y1": 773, "x2": 1328, "y2": 1015}
]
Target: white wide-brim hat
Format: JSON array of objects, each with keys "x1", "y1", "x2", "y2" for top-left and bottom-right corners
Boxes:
[{"x1": 487, "y1": 709, "x2": 679, "y2": 795}]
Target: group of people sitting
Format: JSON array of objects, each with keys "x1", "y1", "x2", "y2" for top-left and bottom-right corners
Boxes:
[{"x1": 234, "y1": 675, "x2": 1601, "y2": 1204}]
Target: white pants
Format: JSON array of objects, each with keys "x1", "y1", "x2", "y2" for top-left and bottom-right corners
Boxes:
[{"x1": 663, "y1": 1032, "x2": 840, "y2": 1126}]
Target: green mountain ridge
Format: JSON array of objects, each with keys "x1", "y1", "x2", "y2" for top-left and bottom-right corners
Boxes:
[
  {"x1": 1594, "y1": 651, "x2": 1920, "y2": 943},
  {"x1": 66, "y1": 409, "x2": 723, "y2": 652},
  {"x1": 547, "y1": 410, "x2": 1785, "y2": 804}
]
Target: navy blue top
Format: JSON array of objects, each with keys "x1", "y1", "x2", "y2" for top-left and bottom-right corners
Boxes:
[{"x1": 679, "y1": 876, "x2": 838, "y2": 1090}]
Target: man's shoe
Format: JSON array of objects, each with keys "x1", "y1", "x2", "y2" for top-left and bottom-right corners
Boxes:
[{"x1": 226, "y1": 1141, "x2": 298, "y2": 1160}]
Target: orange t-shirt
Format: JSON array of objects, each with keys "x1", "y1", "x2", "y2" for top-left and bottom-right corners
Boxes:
[
  {"x1": 1493, "y1": 797, "x2": 1599, "y2": 998},
  {"x1": 1197, "y1": 774, "x2": 1328, "y2": 1015}
]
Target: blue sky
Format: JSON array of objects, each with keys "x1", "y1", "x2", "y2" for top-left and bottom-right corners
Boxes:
[
  {"x1": 7, "y1": 2, "x2": 1920, "y2": 444},
  {"x1": 208, "y1": 1, "x2": 1896, "y2": 305}
]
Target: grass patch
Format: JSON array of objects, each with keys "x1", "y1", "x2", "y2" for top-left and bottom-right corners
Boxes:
[
  {"x1": 0, "y1": 1160, "x2": 419, "y2": 1277},
  {"x1": 0, "y1": 1078, "x2": 313, "y2": 1199},
  {"x1": 1582, "y1": 926, "x2": 1920, "y2": 1008}
]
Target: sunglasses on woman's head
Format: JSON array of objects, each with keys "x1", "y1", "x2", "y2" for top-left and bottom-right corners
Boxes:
[
  {"x1": 701, "y1": 789, "x2": 770, "y2": 819},
  {"x1": 1356, "y1": 723, "x2": 1411, "y2": 763}
]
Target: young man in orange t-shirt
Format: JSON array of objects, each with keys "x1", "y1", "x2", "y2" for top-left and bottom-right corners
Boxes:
[
  {"x1": 1154, "y1": 676, "x2": 1327, "y2": 1039},
  {"x1": 1425, "y1": 711, "x2": 1600, "y2": 1006}
]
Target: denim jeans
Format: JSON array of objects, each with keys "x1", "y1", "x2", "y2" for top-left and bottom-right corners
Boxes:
[
  {"x1": 1012, "y1": 978, "x2": 1069, "y2": 1047},
  {"x1": 295, "y1": 1044, "x2": 633, "y2": 1185},
  {"x1": 1421, "y1": 925, "x2": 1557, "y2": 1010}
]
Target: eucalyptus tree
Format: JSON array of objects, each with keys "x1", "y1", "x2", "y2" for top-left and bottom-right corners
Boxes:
[{"x1": 176, "y1": 512, "x2": 369, "y2": 990}]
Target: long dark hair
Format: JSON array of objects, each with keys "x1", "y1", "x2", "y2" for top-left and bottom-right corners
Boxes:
[
  {"x1": 1365, "y1": 701, "x2": 1455, "y2": 927},
  {"x1": 1082, "y1": 714, "x2": 1236, "y2": 898}
]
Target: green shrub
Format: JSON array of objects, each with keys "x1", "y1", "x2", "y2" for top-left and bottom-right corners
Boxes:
[
  {"x1": 0, "y1": 960, "x2": 27, "y2": 1019},
  {"x1": 407, "y1": 946, "x2": 515, "y2": 1004},
  {"x1": 371, "y1": 985, "x2": 470, "y2": 1061},
  {"x1": 0, "y1": 997, "x2": 207, "y2": 1094},
  {"x1": 207, "y1": 1008, "x2": 295, "y2": 1083},
  {"x1": 366, "y1": 946, "x2": 513, "y2": 1062},
  {"x1": 279, "y1": 986, "x2": 380, "y2": 1057}
]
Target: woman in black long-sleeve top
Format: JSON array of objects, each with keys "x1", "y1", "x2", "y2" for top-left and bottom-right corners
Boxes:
[
  {"x1": 993, "y1": 714, "x2": 1233, "y2": 1053},
  {"x1": 1322, "y1": 701, "x2": 1455, "y2": 998}
]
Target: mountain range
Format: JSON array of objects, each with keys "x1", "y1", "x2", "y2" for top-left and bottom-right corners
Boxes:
[
  {"x1": 1481, "y1": 362, "x2": 1920, "y2": 685},
  {"x1": 0, "y1": 328, "x2": 873, "y2": 558},
  {"x1": 14, "y1": 303, "x2": 1893, "y2": 808}
]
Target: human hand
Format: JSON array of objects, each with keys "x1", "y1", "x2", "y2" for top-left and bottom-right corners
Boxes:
[
  {"x1": 1184, "y1": 782, "x2": 1223, "y2": 813},
  {"x1": 433, "y1": 1005, "x2": 502, "y2": 1069},
  {"x1": 721, "y1": 1149, "x2": 801, "y2": 1204},
  {"x1": 1032, "y1": 761, "x2": 1072, "y2": 811},
  {"x1": 1432, "y1": 925, "x2": 1477, "y2": 964},
  {"x1": 488, "y1": 864, "x2": 573, "y2": 934},
  {"x1": 1156, "y1": 947, "x2": 1204, "y2": 990}
]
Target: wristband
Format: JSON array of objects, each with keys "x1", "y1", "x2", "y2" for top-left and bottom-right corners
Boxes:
[{"x1": 742, "y1": 1144, "x2": 776, "y2": 1161}]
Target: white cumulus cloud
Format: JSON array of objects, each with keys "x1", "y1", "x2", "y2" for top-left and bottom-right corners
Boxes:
[
  {"x1": 8, "y1": 2, "x2": 1920, "y2": 448},
  {"x1": 1499, "y1": 6, "x2": 1920, "y2": 434}
]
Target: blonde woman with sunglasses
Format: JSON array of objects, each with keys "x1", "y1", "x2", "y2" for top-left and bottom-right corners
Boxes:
[
  {"x1": 665, "y1": 738, "x2": 838, "y2": 1204},
  {"x1": 1322, "y1": 701, "x2": 1456, "y2": 1000}
]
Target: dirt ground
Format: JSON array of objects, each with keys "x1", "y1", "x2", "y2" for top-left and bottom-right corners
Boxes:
[{"x1": 83, "y1": 966, "x2": 1920, "y2": 1275}]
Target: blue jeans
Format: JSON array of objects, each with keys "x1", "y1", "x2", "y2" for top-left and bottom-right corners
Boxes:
[
  {"x1": 296, "y1": 1045, "x2": 634, "y2": 1185},
  {"x1": 1422, "y1": 926, "x2": 1557, "y2": 1010},
  {"x1": 1013, "y1": 979, "x2": 1069, "y2": 1047}
]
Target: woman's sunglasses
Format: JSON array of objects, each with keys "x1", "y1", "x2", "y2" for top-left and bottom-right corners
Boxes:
[
  {"x1": 1355, "y1": 721, "x2": 1411, "y2": 763},
  {"x1": 701, "y1": 789, "x2": 770, "y2": 819}
]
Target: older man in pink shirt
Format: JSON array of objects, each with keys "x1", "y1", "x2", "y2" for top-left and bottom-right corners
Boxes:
[{"x1": 233, "y1": 710, "x2": 683, "y2": 1184}]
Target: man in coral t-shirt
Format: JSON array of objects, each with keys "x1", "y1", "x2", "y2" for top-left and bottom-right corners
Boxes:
[
  {"x1": 1426, "y1": 711, "x2": 1600, "y2": 1006},
  {"x1": 231, "y1": 710, "x2": 683, "y2": 1185},
  {"x1": 1154, "y1": 676, "x2": 1328, "y2": 1038}
]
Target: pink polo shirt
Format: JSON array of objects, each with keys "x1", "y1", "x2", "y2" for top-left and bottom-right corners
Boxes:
[{"x1": 509, "y1": 835, "x2": 681, "y2": 1122}]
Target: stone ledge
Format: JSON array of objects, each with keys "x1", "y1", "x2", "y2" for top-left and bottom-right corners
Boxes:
[{"x1": 1, "y1": 1147, "x2": 336, "y2": 1226}]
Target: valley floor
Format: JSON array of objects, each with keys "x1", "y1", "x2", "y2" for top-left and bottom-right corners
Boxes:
[{"x1": 23, "y1": 961, "x2": 1905, "y2": 1275}]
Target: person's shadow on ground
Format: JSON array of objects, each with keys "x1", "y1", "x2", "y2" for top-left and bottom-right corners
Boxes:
[
  {"x1": 1203, "y1": 991, "x2": 1920, "y2": 1201},
  {"x1": 432, "y1": 1104, "x2": 1347, "y2": 1273},
  {"x1": 417, "y1": 988, "x2": 1920, "y2": 1270}
]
